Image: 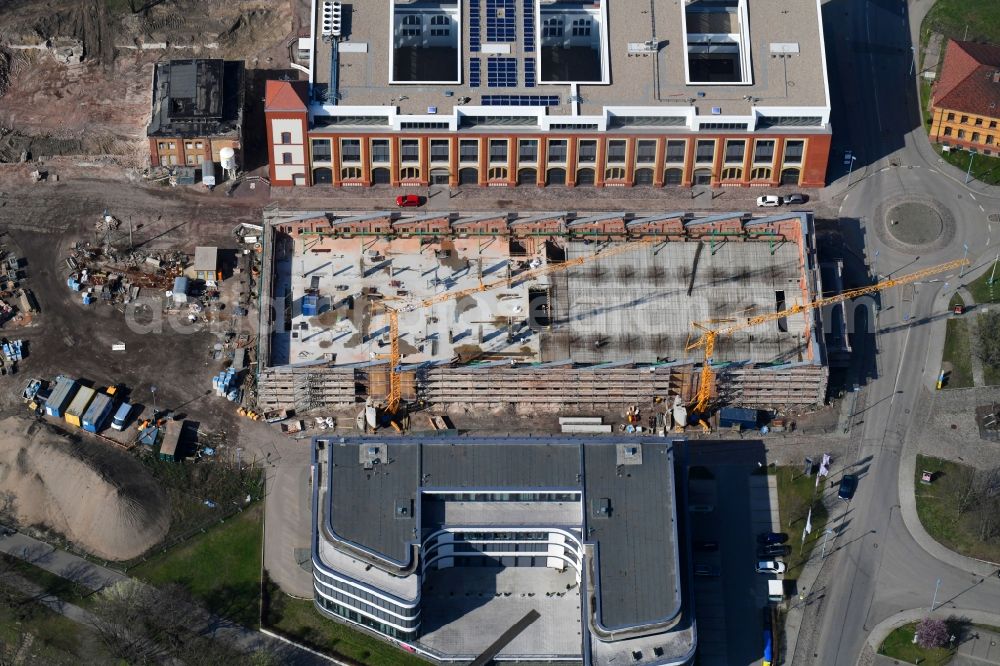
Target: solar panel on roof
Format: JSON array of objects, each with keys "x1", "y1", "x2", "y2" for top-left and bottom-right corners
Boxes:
[
  {"x1": 524, "y1": 58, "x2": 536, "y2": 87},
  {"x1": 469, "y1": 1, "x2": 481, "y2": 52},
  {"x1": 522, "y1": 0, "x2": 535, "y2": 51},
  {"x1": 486, "y1": 0, "x2": 516, "y2": 42},
  {"x1": 486, "y1": 57, "x2": 517, "y2": 87},
  {"x1": 469, "y1": 58, "x2": 481, "y2": 87},
  {"x1": 481, "y1": 95, "x2": 559, "y2": 106}
]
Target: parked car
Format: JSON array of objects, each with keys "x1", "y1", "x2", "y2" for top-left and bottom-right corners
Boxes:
[
  {"x1": 755, "y1": 560, "x2": 787, "y2": 574},
  {"x1": 395, "y1": 194, "x2": 422, "y2": 208},
  {"x1": 756, "y1": 195, "x2": 781, "y2": 207},
  {"x1": 757, "y1": 544, "x2": 792, "y2": 558},
  {"x1": 693, "y1": 540, "x2": 719, "y2": 552},
  {"x1": 694, "y1": 564, "x2": 720, "y2": 577},
  {"x1": 838, "y1": 474, "x2": 858, "y2": 501},
  {"x1": 782, "y1": 193, "x2": 808, "y2": 205},
  {"x1": 757, "y1": 532, "x2": 789, "y2": 545}
]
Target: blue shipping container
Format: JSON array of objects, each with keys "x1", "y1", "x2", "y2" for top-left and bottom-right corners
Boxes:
[
  {"x1": 82, "y1": 393, "x2": 115, "y2": 433},
  {"x1": 45, "y1": 376, "x2": 78, "y2": 418},
  {"x1": 719, "y1": 407, "x2": 759, "y2": 430},
  {"x1": 302, "y1": 295, "x2": 319, "y2": 316}
]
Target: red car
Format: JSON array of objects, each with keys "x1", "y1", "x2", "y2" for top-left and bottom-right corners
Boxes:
[{"x1": 396, "y1": 194, "x2": 422, "y2": 208}]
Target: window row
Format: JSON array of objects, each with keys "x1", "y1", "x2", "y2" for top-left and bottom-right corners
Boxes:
[
  {"x1": 311, "y1": 164, "x2": 802, "y2": 186},
  {"x1": 314, "y1": 584, "x2": 419, "y2": 629},
  {"x1": 313, "y1": 569, "x2": 416, "y2": 618},
  {"x1": 315, "y1": 596, "x2": 413, "y2": 639},
  {"x1": 941, "y1": 127, "x2": 997, "y2": 145},
  {"x1": 308, "y1": 138, "x2": 805, "y2": 169},
  {"x1": 944, "y1": 112, "x2": 999, "y2": 129}
]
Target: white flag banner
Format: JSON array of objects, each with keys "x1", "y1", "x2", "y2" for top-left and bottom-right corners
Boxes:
[
  {"x1": 819, "y1": 453, "x2": 832, "y2": 477},
  {"x1": 803, "y1": 508, "x2": 813, "y2": 541}
]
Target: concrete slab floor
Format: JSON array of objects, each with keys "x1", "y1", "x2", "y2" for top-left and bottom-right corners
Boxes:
[{"x1": 418, "y1": 566, "x2": 582, "y2": 658}]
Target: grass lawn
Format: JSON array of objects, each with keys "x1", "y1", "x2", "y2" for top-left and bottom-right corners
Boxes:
[
  {"x1": 879, "y1": 622, "x2": 953, "y2": 666},
  {"x1": 0, "y1": 581, "x2": 99, "y2": 662},
  {"x1": 264, "y1": 587, "x2": 430, "y2": 666},
  {"x1": 915, "y1": 455, "x2": 1000, "y2": 562},
  {"x1": 923, "y1": 0, "x2": 1000, "y2": 43},
  {"x1": 941, "y1": 318, "x2": 973, "y2": 388},
  {"x1": 130, "y1": 502, "x2": 263, "y2": 628},
  {"x1": 934, "y1": 145, "x2": 1000, "y2": 186},
  {"x1": 964, "y1": 262, "x2": 1000, "y2": 305},
  {"x1": 773, "y1": 467, "x2": 829, "y2": 580}
]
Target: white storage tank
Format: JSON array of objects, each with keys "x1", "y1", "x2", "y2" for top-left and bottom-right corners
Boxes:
[{"x1": 220, "y1": 147, "x2": 237, "y2": 171}]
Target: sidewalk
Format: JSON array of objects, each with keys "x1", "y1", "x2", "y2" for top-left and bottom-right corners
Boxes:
[{"x1": 0, "y1": 528, "x2": 126, "y2": 592}]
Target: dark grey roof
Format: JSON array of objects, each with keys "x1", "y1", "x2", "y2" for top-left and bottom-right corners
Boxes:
[
  {"x1": 321, "y1": 436, "x2": 680, "y2": 630},
  {"x1": 584, "y1": 442, "x2": 680, "y2": 630},
  {"x1": 421, "y1": 442, "x2": 581, "y2": 489},
  {"x1": 328, "y1": 442, "x2": 419, "y2": 565},
  {"x1": 147, "y1": 59, "x2": 244, "y2": 138}
]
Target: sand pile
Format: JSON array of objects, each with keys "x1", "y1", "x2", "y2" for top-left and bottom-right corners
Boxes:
[{"x1": 0, "y1": 416, "x2": 170, "y2": 561}]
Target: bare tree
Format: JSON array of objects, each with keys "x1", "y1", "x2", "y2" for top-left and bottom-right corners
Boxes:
[{"x1": 87, "y1": 579, "x2": 166, "y2": 663}]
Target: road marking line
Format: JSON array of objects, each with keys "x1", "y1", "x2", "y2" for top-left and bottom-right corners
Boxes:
[
  {"x1": 980, "y1": 204, "x2": 985, "y2": 212},
  {"x1": 970, "y1": 193, "x2": 977, "y2": 201}
]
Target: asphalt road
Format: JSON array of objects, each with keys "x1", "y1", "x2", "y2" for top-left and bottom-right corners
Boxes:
[{"x1": 799, "y1": 0, "x2": 1000, "y2": 663}]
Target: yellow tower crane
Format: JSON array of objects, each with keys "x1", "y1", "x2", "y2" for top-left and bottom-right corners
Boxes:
[
  {"x1": 375, "y1": 236, "x2": 663, "y2": 414},
  {"x1": 684, "y1": 257, "x2": 970, "y2": 419}
]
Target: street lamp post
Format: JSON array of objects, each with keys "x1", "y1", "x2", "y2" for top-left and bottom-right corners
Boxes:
[
  {"x1": 873, "y1": 249, "x2": 879, "y2": 281},
  {"x1": 150, "y1": 385, "x2": 158, "y2": 416},
  {"x1": 960, "y1": 243, "x2": 969, "y2": 278},
  {"x1": 847, "y1": 155, "x2": 857, "y2": 185},
  {"x1": 909, "y1": 46, "x2": 916, "y2": 76},
  {"x1": 965, "y1": 150, "x2": 977, "y2": 183}
]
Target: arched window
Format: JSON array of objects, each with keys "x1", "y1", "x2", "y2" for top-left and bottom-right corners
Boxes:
[
  {"x1": 400, "y1": 166, "x2": 421, "y2": 180},
  {"x1": 750, "y1": 167, "x2": 772, "y2": 180},
  {"x1": 341, "y1": 167, "x2": 362, "y2": 180},
  {"x1": 721, "y1": 167, "x2": 742, "y2": 180},
  {"x1": 604, "y1": 167, "x2": 626, "y2": 180},
  {"x1": 488, "y1": 166, "x2": 508, "y2": 180}
]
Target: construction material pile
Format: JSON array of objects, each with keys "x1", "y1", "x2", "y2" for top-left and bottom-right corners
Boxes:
[{"x1": 0, "y1": 416, "x2": 170, "y2": 560}]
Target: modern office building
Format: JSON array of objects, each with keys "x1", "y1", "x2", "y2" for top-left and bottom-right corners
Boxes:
[
  {"x1": 310, "y1": 436, "x2": 696, "y2": 664},
  {"x1": 929, "y1": 40, "x2": 1000, "y2": 155},
  {"x1": 265, "y1": 0, "x2": 832, "y2": 189}
]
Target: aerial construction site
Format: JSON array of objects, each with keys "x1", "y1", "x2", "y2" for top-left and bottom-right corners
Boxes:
[{"x1": 255, "y1": 209, "x2": 830, "y2": 419}]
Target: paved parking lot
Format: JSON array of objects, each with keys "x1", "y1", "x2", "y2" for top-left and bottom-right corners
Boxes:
[{"x1": 685, "y1": 442, "x2": 780, "y2": 666}]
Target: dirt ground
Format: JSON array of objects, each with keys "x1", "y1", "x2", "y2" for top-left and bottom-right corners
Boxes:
[
  {"x1": 0, "y1": 167, "x2": 266, "y2": 430},
  {"x1": 0, "y1": 0, "x2": 300, "y2": 167}
]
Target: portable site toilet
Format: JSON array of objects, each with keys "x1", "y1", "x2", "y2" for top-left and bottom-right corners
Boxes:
[
  {"x1": 81, "y1": 392, "x2": 115, "y2": 433},
  {"x1": 64, "y1": 386, "x2": 96, "y2": 427},
  {"x1": 45, "y1": 376, "x2": 78, "y2": 418}
]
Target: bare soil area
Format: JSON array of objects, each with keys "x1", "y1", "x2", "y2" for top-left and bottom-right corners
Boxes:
[
  {"x1": 0, "y1": 0, "x2": 297, "y2": 166},
  {"x1": 0, "y1": 172, "x2": 263, "y2": 421}
]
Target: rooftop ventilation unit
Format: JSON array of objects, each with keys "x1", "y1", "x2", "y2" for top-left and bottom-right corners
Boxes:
[{"x1": 322, "y1": 1, "x2": 343, "y2": 38}]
